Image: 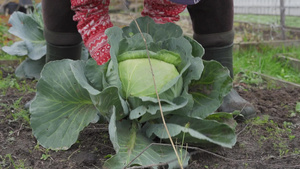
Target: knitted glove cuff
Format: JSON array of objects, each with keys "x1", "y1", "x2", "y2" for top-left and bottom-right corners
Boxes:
[{"x1": 71, "y1": 0, "x2": 112, "y2": 65}]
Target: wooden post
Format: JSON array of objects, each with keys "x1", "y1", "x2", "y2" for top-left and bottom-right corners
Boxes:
[{"x1": 280, "y1": 0, "x2": 286, "y2": 40}]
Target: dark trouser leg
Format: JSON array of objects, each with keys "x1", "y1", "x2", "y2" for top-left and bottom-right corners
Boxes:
[
  {"x1": 24, "y1": 1, "x2": 83, "y2": 109},
  {"x1": 188, "y1": 0, "x2": 256, "y2": 119},
  {"x1": 42, "y1": 0, "x2": 82, "y2": 62}
]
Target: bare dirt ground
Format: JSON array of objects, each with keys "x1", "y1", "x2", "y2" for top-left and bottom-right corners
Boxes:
[{"x1": 1, "y1": 58, "x2": 300, "y2": 169}]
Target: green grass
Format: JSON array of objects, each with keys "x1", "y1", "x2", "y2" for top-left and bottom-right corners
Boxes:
[
  {"x1": 234, "y1": 14, "x2": 300, "y2": 28},
  {"x1": 0, "y1": 52, "x2": 19, "y2": 60},
  {"x1": 0, "y1": 73, "x2": 35, "y2": 95},
  {"x1": 0, "y1": 16, "x2": 19, "y2": 60},
  {"x1": 279, "y1": 51, "x2": 300, "y2": 60},
  {"x1": 0, "y1": 72, "x2": 35, "y2": 124},
  {"x1": 233, "y1": 46, "x2": 300, "y2": 84}
]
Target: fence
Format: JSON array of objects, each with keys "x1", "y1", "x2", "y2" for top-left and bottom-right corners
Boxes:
[
  {"x1": 234, "y1": 0, "x2": 300, "y2": 39},
  {"x1": 234, "y1": 0, "x2": 300, "y2": 16}
]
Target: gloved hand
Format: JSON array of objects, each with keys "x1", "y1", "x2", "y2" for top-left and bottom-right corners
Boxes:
[
  {"x1": 71, "y1": 0, "x2": 112, "y2": 65},
  {"x1": 71, "y1": 0, "x2": 188, "y2": 65},
  {"x1": 142, "y1": 0, "x2": 187, "y2": 24},
  {"x1": 169, "y1": 0, "x2": 200, "y2": 5}
]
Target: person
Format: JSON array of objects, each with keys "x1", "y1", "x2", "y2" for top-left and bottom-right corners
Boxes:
[{"x1": 41, "y1": 0, "x2": 256, "y2": 119}]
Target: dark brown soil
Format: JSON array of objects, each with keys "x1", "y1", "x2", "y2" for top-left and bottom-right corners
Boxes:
[
  {"x1": 188, "y1": 86, "x2": 300, "y2": 169},
  {"x1": 1, "y1": 60, "x2": 300, "y2": 169}
]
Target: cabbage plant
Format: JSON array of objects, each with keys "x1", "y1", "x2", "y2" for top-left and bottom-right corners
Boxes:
[
  {"x1": 2, "y1": 4, "x2": 88, "y2": 79},
  {"x1": 2, "y1": 5, "x2": 46, "y2": 79},
  {"x1": 29, "y1": 17, "x2": 236, "y2": 168}
]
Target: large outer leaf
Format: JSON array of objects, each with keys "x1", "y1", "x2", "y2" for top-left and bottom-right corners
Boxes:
[
  {"x1": 74, "y1": 63, "x2": 123, "y2": 119},
  {"x1": 128, "y1": 96, "x2": 188, "y2": 122},
  {"x1": 184, "y1": 36, "x2": 204, "y2": 58},
  {"x1": 8, "y1": 11, "x2": 46, "y2": 60},
  {"x1": 76, "y1": 59, "x2": 128, "y2": 119},
  {"x1": 25, "y1": 40, "x2": 46, "y2": 60},
  {"x1": 118, "y1": 33, "x2": 154, "y2": 55},
  {"x1": 123, "y1": 16, "x2": 183, "y2": 42},
  {"x1": 84, "y1": 59, "x2": 109, "y2": 91},
  {"x1": 146, "y1": 115, "x2": 236, "y2": 148},
  {"x1": 104, "y1": 112, "x2": 189, "y2": 169},
  {"x1": 30, "y1": 60, "x2": 98, "y2": 150},
  {"x1": 15, "y1": 57, "x2": 46, "y2": 79},
  {"x1": 105, "y1": 26, "x2": 123, "y2": 88},
  {"x1": 188, "y1": 60, "x2": 232, "y2": 118},
  {"x1": 70, "y1": 61, "x2": 101, "y2": 96},
  {"x1": 2, "y1": 41, "x2": 28, "y2": 56},
  {"x1": 161, "y1": 37, "x2": 204, "y2": 88}
]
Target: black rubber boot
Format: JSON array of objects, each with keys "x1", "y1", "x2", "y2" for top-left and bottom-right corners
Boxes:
[
  {"x1": 203, "y1": 45, "x2": 256, "y2": 120},
  {"x1": 46, "y1": 42, "x2": 82, "y2": 63},
  {"x1": 25, "y1": 0, "x2": 83, "y2": 110},
  {"x1": 187, "y1": 0, "x2": 256, "y2": 120},
  {"x1": 42, "y1": 0, "x2": 83, "y2": 62}
]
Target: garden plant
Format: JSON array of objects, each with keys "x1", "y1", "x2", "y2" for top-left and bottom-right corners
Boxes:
[
  {"x1": 2, "y1": 5, "x2": 88, "y2": 79},
  {"x1": 1, "y1": 9, "x2": 300, "y2": 169},
  {"x1": 29, "y1": 16, "x2": 237, "y2": 168}
]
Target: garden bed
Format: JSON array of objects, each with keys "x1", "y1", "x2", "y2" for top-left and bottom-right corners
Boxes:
[
  {"x1": 1, "y1": 60, "x2": 299, "y2": 168},
  {"x1": 1, "y1": 12, "x2": 300, "y2": 169}
]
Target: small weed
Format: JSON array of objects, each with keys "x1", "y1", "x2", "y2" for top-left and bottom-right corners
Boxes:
[
  {"x1": 296, "y1": 102, "x2": 300, "y2": 114},
  {"x1": 41, "y1": 149, "x2": 51, "y2": 161},
  {"x1": 238, "y1": 72, "x2": 263, "y2": 86},
  {"x1": 0, "y1": 74, "x2": 35, "y2": 95},
  {"x1": 251, "y1": 115, "x2": 269, "y2": 125},
  {"x1": 0, "y1": 154, "x2": 27, "y2": 169},
  {"x1": 34, "y1": 142, "x2": 40, "y2": 151},
  {"x1": 34, "y1": 143, "x2": 52, "y2": 161},
  {"x1": 104, "y1": 154, "x2": 113, "y2": 159},
  {"x1": 2, "y1": 97, "x2": 30, "y2": 124},
  {"x1": 293, "y1": 148, "x2": 300, "y2": 155},
  {"x1": 289, "y1": 110, "x2": 297, "y2": 117},
  {"x1": 239, "y1": 142, "x2": 246, "y2": 148},
  {"x1": 249, "y1": 116, "x2": 296, "y2": 157},
  {"x1": 94, "y1": 147, "x2": 99, "y2": 152}
]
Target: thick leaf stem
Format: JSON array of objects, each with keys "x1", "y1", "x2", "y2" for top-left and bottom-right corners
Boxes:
[
  {"x1": 131, "y1": 17, "x2": 184, "y2": 169},
  {"x1": 126, "y1": 120, "x2": 138, "y2": 164}
]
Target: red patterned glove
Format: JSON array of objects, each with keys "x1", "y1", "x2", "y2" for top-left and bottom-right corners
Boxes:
[
  {"x1": 141, "y1": 0, "x2": 187, "y2": 24},
  {"x1": 71, "y1": 0, "x2": 113, "y2": 65},
  {"x1": 71, "y1": 0, "x2": 186, "y2": 65}
]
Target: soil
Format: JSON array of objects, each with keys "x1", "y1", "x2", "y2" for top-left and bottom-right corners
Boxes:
[{"x1": 1, "y1": 58, "x2": 300, "y2": 169}]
